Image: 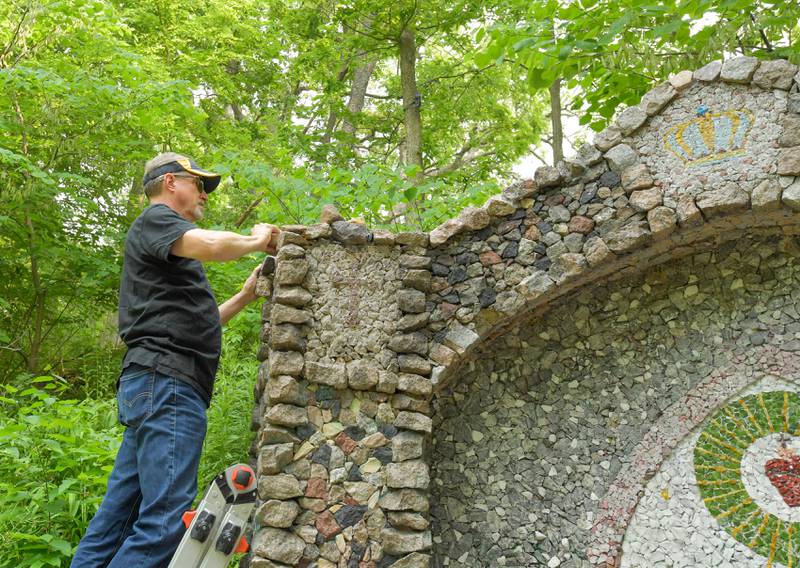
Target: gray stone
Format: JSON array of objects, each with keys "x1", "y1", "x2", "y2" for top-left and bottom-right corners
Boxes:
[
  {"x1": 264, "y1": 403, "x2": 307, "y2": 427},
  {"x1": 783, "y1": 179, "x2": 800, "y2": 210},
  {"x1": 458, "y1": 207, "x2": 491, "y2": 231},
  {"x1": 676, "y1": 194, "x2": 703, "y2": 227},
  {"x1": 377, "y1": 370, "x2": 399, "y2": 394},
  {"x1": 790, "y1": 93, "x2": 800, "y2": 115},
  {"x1": 752, "y1": 59, "x2": 798, "y2": 90},
  {"x1": 443, "y1": 323, "x2": 480, "y2": 355},
  {"x1": 253, "y1": 527, "x2": 305, "y2": 564},
  {"x1": 518, "y1": 271, "x2": 555, "y2": 299},
  {"x1": 397, "y1": 373, "x2": 432, "y2": 397},
  {"x1": 485, "y1": 196, "x2": 517, "y2": 216},
  {"x1": 616, "y1": 105, "x2": 648, "y2": 135},
  {"x1": 629, "y1": 188, "x2": 663, "y2": 212},
  {"x1": 276, "y1": 244, "x2": 305, "y2": 260},
  {"x1": 549, "y1": 204, "x2": 571, "y2": 223},
  {"x1": 269, "y1": 351, "x2": 304, "y2": 377},
  {"x1": 639, "y1": 83, "x2": 677, "y2": 115},
  {"x1": 577, "y1": 143, "x2": 603, "y2": 166},
  {"x1": 535, "y1": 165, "x2": 563, "y2": 188},
  {"x1": 386, "y1": 460, "x2": 430, "y2": 489},
  {"x1": 379, "y1": 489, "x2": 430, "y2": 512},
  {"x1": 402, "y1": 269, "x2": 431, "y2": 292},
  {"x1": 397, "y1": 312, "x2": 430, "y2": 332},
  {"x1": 669, "y1": 70, "x2": 693, "y2": 91},
  {"x1": 594, "y1": 125, "x2": 623, "y2": 152},
  {"x1": 394, "y1": 411, "x2": 432, "y2": 433},
  {"x1": 346, "y1": 359, "x2": 380, "y2": 390},
  {"x1": 388, "y1": 512, "x2": 429, "y2": 531},
  {"x1": 621, "y1": 164, "x2": 654, "y2": 192},
  {"x1": 429, "y1": 218, "x2": 464, "y2": 246},
  {"x1": 393, "y1": 431, "x2": 425, "y2": 462},
  {"x1": 267, "y1": 375, "x2": 305, "y2": 405},
  {"x1": 751, "y1": 179, "x2": 782, "y2": 211},
  {"x1": 320, "y1": 204, "x2": 343, "y2": 224},
  {"x1": 398, "y1": 289, "x2": 426, "y2": 313},
  {"x1": 381, "y1": 528, "x2": 432, "y2": 556},
  {"x1": 779, "y1": 148, "x2": 800, "y2": 176},
  {"x1": 695, "y1": 184, "x2": 749, "y2": 217},
  {"x1": 399, "y1": 255, "x2": 432, "y2": 269},
  {"x1": 255, "y1": 499, "x2": 301, "y2": 528},
  {"x1": 305, "y1": 361, "x2": 347, "y2": 388},
  {"x1": 258, "y1": 474, "x2": 303, "y2": 500},
  {"x1": 275, "y1": 259, "x2": 309, "y2": 286},
  {"x1": 549, "y1": 253, "x2": 588, "y2": 283},
  {"x1": 605, "y1": 144, "x2": 638, "y2": 174},
  {"x1": 258, "y1": 443, "x2": 295, "y2": 475},
  {"x1": 646, "y1": 206, "x2": 677, "y2": 237},
  {"x1": 330, "y1": 220, "x2": 371, "y2": 245},
  {"x1": 694, "y1": 60, "x2": 722, "y2": 82},
  {"x1": 780, "y1": 115, "x2": 800, "y2": 147},
  {"x1": 604, "y1": 221, "x2": 650, "y2": 253},
  {"x1": 584, "y1": 237, "x2": 613, "y2": 267},
  {"x1": 274, "y1": 286, "x2": 312, "y2": 307},
  {"x1": 270, "y1": 324, "x2": 305, "y2": 352},
  {"x1": 395, "y1": 232, "x2": 429, "y2": 247},
  {"x1": 271, "y1": 304, "x2": 311, "y2": 325},
  {"x1": 720, "y1": 56, "x2": 760, "y2": 83},
  {"x1": 388, "y1": 332, "x2": 428, "y2": 355},
  {"x1": 397, "y1": 354, "x2": 431, "y2": 375}
]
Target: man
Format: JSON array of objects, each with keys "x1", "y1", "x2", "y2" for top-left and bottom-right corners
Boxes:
[{"x1": 71, "y1": 152, "x2": 279, "y2": 567}]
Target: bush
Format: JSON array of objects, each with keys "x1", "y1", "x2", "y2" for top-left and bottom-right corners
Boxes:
[{"x1": 0, "y1": 376, "x2": 120, "y2": 568}]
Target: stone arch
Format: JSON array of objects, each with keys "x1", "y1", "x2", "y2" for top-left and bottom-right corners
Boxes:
[{"x1": 247, "y1": 57, "x2": 800, "y2": 568}]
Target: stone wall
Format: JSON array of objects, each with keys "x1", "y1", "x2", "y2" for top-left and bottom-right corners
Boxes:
[
  {"x1": 430, "y1": 235, "x2": 800, "y2": 567},
  {"x1": 246, "y1": 57, "x2": 800, "y2": 568}
]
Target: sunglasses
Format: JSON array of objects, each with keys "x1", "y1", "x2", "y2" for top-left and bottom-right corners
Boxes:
[{"x1": 172, "y1": 173, "x2": 206, "y2": 193}]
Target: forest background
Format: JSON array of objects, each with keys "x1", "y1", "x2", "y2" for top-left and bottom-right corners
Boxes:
[{"x1": 0, "y1": 0, "x2": 798, "y2": 565}]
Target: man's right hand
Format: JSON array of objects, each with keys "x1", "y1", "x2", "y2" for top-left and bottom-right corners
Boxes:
[{"x1": 252, "y1": 223, "x2": 280, "y2": 254}]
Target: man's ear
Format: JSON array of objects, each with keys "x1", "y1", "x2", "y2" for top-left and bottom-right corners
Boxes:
[{"x1": 163, "y1": 173, "x2": 176, "y2": 194}]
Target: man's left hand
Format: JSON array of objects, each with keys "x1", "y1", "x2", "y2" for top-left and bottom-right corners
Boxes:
[{"x1": 240, "y1": 264, "x2": 262, "y2": 304}]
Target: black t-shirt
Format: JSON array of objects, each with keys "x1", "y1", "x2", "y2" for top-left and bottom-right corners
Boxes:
[{"x1": 118, "y1": 204, "x2": 221, "y2": 406}]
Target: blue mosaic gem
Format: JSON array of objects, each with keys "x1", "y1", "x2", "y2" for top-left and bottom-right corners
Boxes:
[{"x1": 696, "y1": 105, "x2": 710, "y2": 117}]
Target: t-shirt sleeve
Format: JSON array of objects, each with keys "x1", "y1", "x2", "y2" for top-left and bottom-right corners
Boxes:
[{"x1": 139, "y1": 205, "x2": 197, "y2": 261}]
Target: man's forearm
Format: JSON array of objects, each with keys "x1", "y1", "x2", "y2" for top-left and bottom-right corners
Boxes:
[
  {"x1": 219, "y1": 291, "x2": 253, "y2": 326},
  {"x1": 172, "y1": 229, "x2": 269, "y2": 262}
]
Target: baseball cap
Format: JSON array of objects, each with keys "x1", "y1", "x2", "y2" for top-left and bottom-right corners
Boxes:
[{"x1": 142, "y1": 152, "x2": 222, "y2": 193}]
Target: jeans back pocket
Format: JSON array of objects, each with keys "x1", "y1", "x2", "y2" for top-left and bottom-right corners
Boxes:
[{"x1": 117, "y1": 367, "x2": 155, "y2": 428}]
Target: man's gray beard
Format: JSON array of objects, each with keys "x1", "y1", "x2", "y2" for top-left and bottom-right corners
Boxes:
[{"x1": 194, "y1": 206, "x2": 204, "y2": 220}]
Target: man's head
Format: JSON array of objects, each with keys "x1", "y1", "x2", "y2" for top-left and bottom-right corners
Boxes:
[{"x1": 142, "y1": 152, "x2": 221, "y2": 222}]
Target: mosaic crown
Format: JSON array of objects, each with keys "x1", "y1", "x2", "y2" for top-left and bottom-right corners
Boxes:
[{"x1": 663, "y1": 108, "x2": 754, "y2": 167}]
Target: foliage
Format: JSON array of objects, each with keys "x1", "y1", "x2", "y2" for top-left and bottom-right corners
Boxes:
[
  {"x1": 0, "y1": 376, "x2": 120, "y2": 567},
  {"x1": 481, "y1": 0, "x2": 800, "y2": 130}
]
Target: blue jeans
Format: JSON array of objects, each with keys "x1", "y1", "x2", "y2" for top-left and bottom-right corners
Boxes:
[{"x1": 71, "y1": 366, "x2": 208, "y2": 568}]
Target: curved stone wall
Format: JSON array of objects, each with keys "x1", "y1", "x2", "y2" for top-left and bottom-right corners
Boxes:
[
  {"x1": 247, "y1": 57, "x2": 800, "y2": 568},
  {"x1": 430, "y1": 235, "x2": 800, "y2": 567}
]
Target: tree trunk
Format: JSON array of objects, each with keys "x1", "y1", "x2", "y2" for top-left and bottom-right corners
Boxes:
[
  {"x1": 342, "y1": 57, "x2": 377, "y2": 137},
  {"x1": 549, "y1": 77, "x2": 564, "y2": 165},
  {"x1": 398, "y1": 28, "x2": 423, "y2": 179},
  {"x1": 322, "y1": 62, "x2": 350, "y2": 144}
]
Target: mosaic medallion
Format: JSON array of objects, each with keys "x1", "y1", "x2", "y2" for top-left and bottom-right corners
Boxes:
[
  {"x1": 663, "y1": 107, "x2": 754, "y2": 168},
  {"x1": 695, "y1": 391, "x2": 800, "y2": 566}
]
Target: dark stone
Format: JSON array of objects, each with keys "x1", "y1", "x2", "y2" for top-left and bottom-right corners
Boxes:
[
  {"x1": 379, "y1": 424, "x2": 398, "y2": 438},
  {"x1": 599, "y1": 170, "x2": 621, "y2": 188},
  {"x1": 296, "y1": 423, "x2": 317, "y2": 440},
  {"x1": 534, "y1": 257, "x2": 552, "y2": 271},
  {"x1": 347, "y1": 466, "x2": 363, "y2": 482},
  {"x1": 378, "y1": 555, "x2": 399, "y2": 568},
  {"x1": 331, "y1": 400, "x2": 341, "y2": 419},
  {"x1": 441, "y1": 292, "x2": 460, "y2": 304},
  {"x1": 334, "y1": 505, "x2": 367, "y2": 529},
  {"x1": 331, "y1": 220, "x2": 372, "y2": 245},
  {"x1": 580, "y1": 188, "x2": 598, "y2": 204},
  {"x1": 511, "y1": 208, "x2": 527, "y2": 220},
  {"x1": 348, "y1": 542, "x2": 366, "y2": 567},
  {"x1": 533, "y1": 201, "x2": 544, "y2": 213},
  {"x1": 473, "y1": 226, "x2": 494, "y2": 240},
  {"x1": 479, "y1": 288, "x2": 497, "y2": 308},
  {"x1": 533, "y1": 243, "x2": 547, "y2": 255},
  {"x1": 343, "y1": 425, "x2": 366, "y2": 441},
  {"x1": 497, "y1": 219, "x2": 522, "y2": 234},
  {"x1": 431, "y1": 263, "x2": 449, "y2": 277},
  {"x1": 316, "y1": 386, "x2": 335, "y2": 401},
  {"x1": 454, "y1": 252, "x2": 478, "y2": 265},
  {"x1": 315, "y1": 532, "x2": 325, "y2": 547},
  {"x1": 447, "y1": 267, "x2": 468, "y2": 285},
  {"x1": 311, "y1": 444, "x2": 331, "y2": 467},
  {"x1": 501, "y1": 242, "x2": 519, "y2": 259},
  {"x1": 537, "y1": 221, "x2": 552, "y2": 234},
  {"x1": 373, "y1": 446, "x2": 394, "y2": 464}
]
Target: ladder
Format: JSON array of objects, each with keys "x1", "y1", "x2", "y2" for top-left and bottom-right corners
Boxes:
[{"x1": 168, "y1": 464, "x2": 257, "y2": 568}]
